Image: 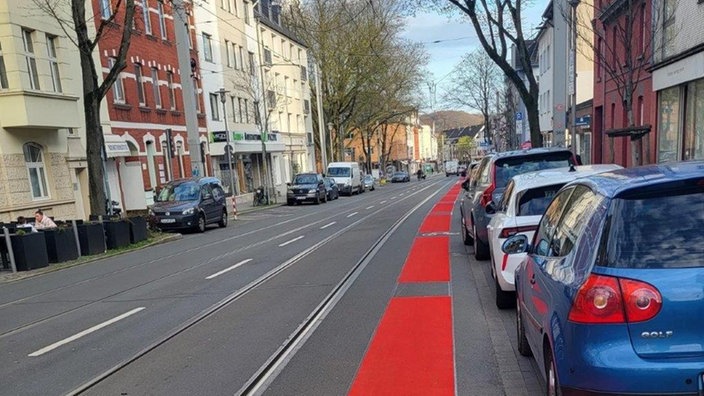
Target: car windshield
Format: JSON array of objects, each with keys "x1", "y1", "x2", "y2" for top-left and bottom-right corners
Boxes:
[
  {"x1": 364, "y1": 175, "x2": 373, "y2": 181},
  {"x1": 327, "y1": 167, "x2": 350, "y2": 177},
  {"x1": 516, "y1": 184, "x2": 566, "y2": 216},
  {"x1": 157, "y1": 182, "x2": 200, "y2": 202},
  {"x1": 393, "y1": 172, "x2": 405, "y2": 177},
  {"x1": 494, "y1": 153, "x2": 573, "y2": 188},
  {"x1": 294, "y1": 175, "x2": 317, "y2": 184},
  {"x1": 602, "y1": 188, "x2": 704, "y2": 269}
]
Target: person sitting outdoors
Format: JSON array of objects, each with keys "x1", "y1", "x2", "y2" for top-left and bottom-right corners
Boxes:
[
  {"x1": 16, "y1": 216, "x2": 37, "y2": 232},
  {"x1": 34, "y1": 209, "x2": 57, "y2": 230}
]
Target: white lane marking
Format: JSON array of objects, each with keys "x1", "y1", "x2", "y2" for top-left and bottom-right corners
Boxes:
[
  {"x1": 346, "y1": 212, "x2": 358, "y2": 218},
  {"x1": 28, "y1": 307, "x2": 146, "y2": 357},
  {"x1": 390, "y1": 196, "x2": 396, "y2": 199},
  {"x1": 279, "y1": 236, "x2": 304, "y2": 247},
  {"x1": 366, "y1": 206, "x2": 374, "y2": 210},
  {"x1": 320, "y1": 222, "x2": 336, "y2": 229},
  {"x1": 206, "y1": 259, "x2": 253, "y2": 280},
  {"x1": 380, "y1": 200, "x2": 387, "y2": 204}
]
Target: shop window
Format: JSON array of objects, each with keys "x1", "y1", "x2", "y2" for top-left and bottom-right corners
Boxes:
[{"x1": 658, "y1": 86, "x2": 681, "y2": 163}]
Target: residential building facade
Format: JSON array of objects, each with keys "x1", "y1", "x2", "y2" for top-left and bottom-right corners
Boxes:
[
  {"x1": 651, "y1": 0, "x2": 704, "y2": 163},
  {"x1": 0, "y1": 0, "x2": 87, "y2": 222}
]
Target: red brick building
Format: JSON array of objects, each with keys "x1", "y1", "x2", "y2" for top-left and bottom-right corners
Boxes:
[
  {"x1": 592, "y1": 0, "x2": 657, "y2": 167},
  {"x1": 93, "y1": 0, "x2": 208, "y2": 211}
]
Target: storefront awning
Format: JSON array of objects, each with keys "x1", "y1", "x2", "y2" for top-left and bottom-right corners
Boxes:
[{"x1": 104, "y1": 134, "x2": 131, "y2": 158}]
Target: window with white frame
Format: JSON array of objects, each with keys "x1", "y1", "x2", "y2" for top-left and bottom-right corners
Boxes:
[
  {"x1": 157, "y1": 2, "x2": 167, "y2": 40},
  {"x1": 99, "y1": 0, "x2": 112, "y2": 19},
  {"x1": 210, "y1": 93, "x2": 220, "y2": 120},
  {"x1": 244, "y1": 1, "x2": 250, "y2": 24},
  {"x1": 225, "y1": 39, "x2": 231, "y2": 67},
  {"x1": 22, "y1": 29, "x2": 40, "y2": 90},
  {"x1": 135, "y1": 64, "x2": 147, "y2": 106},
  {"x1": 238, "y1": 98, "x2": 244, "y2": 122},
  {"x1": 151, "y1": 67, "x2": 162, "y2": 108},
  {"x1": 167, "y1": 70, "x2": 176, "y2": 110},
  {"x1": 108, "y1": 58, "x2": 125, "y2": 103},
  {"x1": 23, "y1": 142, "x2": 49, "y2": 199},
  {"x1": 230, "y1": 96, "x2": 237, "y2": 122},
  {"x1": 203, "y1": 33, "x2": 213, "y2": 62},
  {"x1": 143, "y1": 1, "x2": 152, "y2": 35},
  {"x1": 243, "y1": 99, "x2": 249, "y2": 123},
  {"x1": 0, "y1": 41, "x2": 8, "y2": 89},
  {"x1": 238, "y1": 46, "x2": 244, "y2": 71},
  {"x1": 46, "y1": 35, "x2": 62, "y2": 93}
]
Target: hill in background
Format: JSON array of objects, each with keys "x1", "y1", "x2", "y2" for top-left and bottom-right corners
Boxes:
[{"x1": 420, "y1": 111, "x2": 483, "y2": 131}]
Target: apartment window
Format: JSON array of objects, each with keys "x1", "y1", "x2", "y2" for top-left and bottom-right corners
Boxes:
[
  {"x1": 638, "y1": 96, "x2": 644, "y2": 125},
  {"x1": 157, "y1": 2, "x2": 167, "y2": 40},
  {"x1": 638, "y1": 4, "x2": 645, "y2": 55},
  {"x1": 662, "y1": 0, "x2": 676, "y2": 58},
  {"x1": 231, "y1": 42, "x2": 238, "y2": 69},
  {"x1": 244, "y1": 99, "x2": 249, "y2": 123},
  {"x1": 0, "y1": 42, "x2": 9, "y2": 89},
  {"x1": 233, "y1": 0, "x2": 238, "y2": 16},
  {"x1": 249, "y1": 51, "x2": 255, "y2": 75},
  {"x1": 151, "y1": 67, "x2": 162, "y2": 108},
  {"x1": 244, "y1": 1, "x2": 250, "y2": 24},
  {"x1": 108, "y1": 58, "x2": 125, "y2": 103},
  {"x1": 210, "y1": 93, "x2": 220, "y2": 120},
  {"x1": 46, "y1": 35, "x2": 62, "y2": 93},
  {"x1": 22, "y1": 29, "x2": 40, "y2": 90},
  {"x1": 143, "y1": 1, "x2": 152, "y2": 35},
  {"x1": 135, "y1": 64, "x2": 146, "y2": 106},
  {"x1": 238, "y1": 98, "x2": 244, "y2": 122},
  {"x1": 99, "y1": 0, "x2": 112, "y2": 19},
  {"x1": 24, "y1": 142, "x2": 49, "y2": 199},
  {"x1": 225, "y1": 40, "x2": 231, "y2": 67},
  {"x1": 238, "y1": 46, "x2": 244, "y2": 71},
  {"x1": 203, "y1": 33, "x2": 213, "y2": 62},
  {"x1": 596, "y1": 38, "x2": 603, "y2": 81},
  {"x1": 230, "y1": 96, "x2": 237, "y2": 122},
  {"x1": 167, "y1": 71, "x2": 176, "y2": 110}
]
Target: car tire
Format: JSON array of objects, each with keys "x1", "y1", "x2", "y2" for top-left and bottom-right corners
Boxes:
[
  {"x1": 545, "y1": 346, "x2": 561, "y2": 396},
  {"x1": 461, "y1": 217, "x2": 473, "y2": 245},
  {"x1": 516, "y1": 299, "x2": 532, "y2": 357},
  {"x1": 473, "y1": 223, "x2": 490, "y2": 260},
  {"x1": 218, "y1": 209, "x2": 228, "y2": 228},
  {"x1": 196, "y1": 213, "x2": 206, "y2": 233},
  {"x1": 495, "y1": 276, "x2": 515, "y2": 309},
  {"x1": 287, "y1": 200, "x2": 294, "y2": 206}
]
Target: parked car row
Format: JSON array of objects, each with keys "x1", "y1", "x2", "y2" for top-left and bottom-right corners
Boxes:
[{"x1": 459, "y1": 149, "x2": 704, "y2": 395}]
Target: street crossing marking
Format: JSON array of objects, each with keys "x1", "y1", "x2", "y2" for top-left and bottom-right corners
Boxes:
[
  {"x1": 206, "y1": 259, "x2": 253, "y2": 280},
  {"x1": 279, "y1": 236, "x2": 304, "y2": 247},
  {"x1": 28, "y1": 307, "x2": 146, "y2": 357},
  {"x1": 320, "y1": 222, "x2": 336, "y2": 229}
]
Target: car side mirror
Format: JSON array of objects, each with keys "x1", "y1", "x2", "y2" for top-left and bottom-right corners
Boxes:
[
  {"x1": 486, "y1": 201, "x2": 497, "y2": 214},
  {"x1": 286, "y1": 182, "x2": 291, "y2": 187},
  {"x1": 502, "y1": 234, "x2": 530, "y2": 255}
]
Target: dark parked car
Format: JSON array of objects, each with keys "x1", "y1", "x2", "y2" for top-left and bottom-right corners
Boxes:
[
  {"x1": 390, "y1": 171, "x2": 410, "y2": 183},
  {"x1": 362, "y1": 174, "x2": 376, "y2": 191},
  {"x1": 150, "y1": 177, "x2": 228, "y2": 233},
  {"x1": 324, "y1": 177, "x2": 340, "y2": 200},
  {"x1": 506, "y1": 161, "x2": 704, "y2": 395},
  {"x1": 459, "y1": 148, "x2": 576, "y2": 260},
  {"x1": 287, "y1": 173, "x2": 327, "y2": 205}
]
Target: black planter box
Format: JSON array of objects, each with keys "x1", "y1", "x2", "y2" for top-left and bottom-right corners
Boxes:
[
  {"x1": 77, "y1": 223, "x2": 106, "y2": 256},
  {"x1": 104, "y1": 220, "x2": 131, "y2": 250},
  {"x1": 11, "y1": 232, "x2": 49, "y2": 271},
  {"x1": 128, "y1": 216, "x2": 148, "y2": 244},
  {"x1": 43, "y1": 228, "x2": 79, "y2": 263}
]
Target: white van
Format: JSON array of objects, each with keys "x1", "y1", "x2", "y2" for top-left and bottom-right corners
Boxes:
[
  {"x1": 327, "y1": 162, "x2": 362, "y2": 195},
  {"x1": 444, "y1": 160, "x2": 459, "y2": 177}
]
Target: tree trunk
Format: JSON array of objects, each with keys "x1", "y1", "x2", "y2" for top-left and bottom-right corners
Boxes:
[{"x1": 80, "y1": 52, "x2": 107, "y2": 216}]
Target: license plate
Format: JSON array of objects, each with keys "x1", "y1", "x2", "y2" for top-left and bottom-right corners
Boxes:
[
  {"x1": 296, "y1": 196, "x2": 306, "y2": 200},
  {"x1": 161, "y1": 218, "x2": 176, "y2": 224}
]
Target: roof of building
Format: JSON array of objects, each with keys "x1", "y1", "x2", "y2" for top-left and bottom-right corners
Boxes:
[{"x1": 442, "y1": 124, "x2": 484, "y2": 143}]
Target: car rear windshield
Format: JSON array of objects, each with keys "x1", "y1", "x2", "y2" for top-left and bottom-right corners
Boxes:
[
  {"x1": 517, "y1": 183, "x2": 566, "y2": 216},
  {"x1": 494, "y1": 153, "x2": 573, "y2": 188},
  {"x1": 157, "y1": 182, "x2": 199, "y2": 202},
  {"x1": 328, "y1": 167, "x2": 350, "y2": 177},
  {"x1": 602, "y1": 184, "x2": 704, "y2": 269},
  {"x1": 294, "y1": 175, "x2": 317, "y2": 184}
]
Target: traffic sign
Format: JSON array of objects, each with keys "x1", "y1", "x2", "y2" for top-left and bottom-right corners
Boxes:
[{"x1": 515, "y1": 112, "x2": 523, "y2": 121}]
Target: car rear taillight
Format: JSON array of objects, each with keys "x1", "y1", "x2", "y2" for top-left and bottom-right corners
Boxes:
[
  {"x1": 568, "y1": 274, "x2": 662, "y2": 324},
  {"x1": 499, "y1": 225, "x2": 538, "y2": 239}
]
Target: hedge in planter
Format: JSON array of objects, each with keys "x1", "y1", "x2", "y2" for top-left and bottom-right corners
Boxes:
[
  {"x1": 43, "y1": 227, "x2": 79, "y2": 263},
  {"x1": 11, "y1": 231, "x2": 49, "y2": 271},
  {"x1": 77, "y1": 222, "x2": 106, "y2": 256},
  {"x1": 104, "y1": 219, "x2": 131, "y2": 250},
  {"x1": 128, "y1": 216, "x2": 148, "y2": 244}
]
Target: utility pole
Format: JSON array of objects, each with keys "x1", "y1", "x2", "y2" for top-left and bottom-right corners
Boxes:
[
  {"x1": 173, "y1": 0, "x2": 203, "y2": 177},
  {"x1": 314, "y1": 62, "x2": 328, "y2": 171},
  {"x1": 217, "y1": 88, "x2": 237, "y2": 195},
  {"x1": 568, "y1": 0, "x2": 580, "y2": 158}
]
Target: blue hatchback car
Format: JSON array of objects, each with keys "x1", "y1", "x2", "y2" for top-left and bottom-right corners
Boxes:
[{"x1": 504, "y1": 161, "x2": 704, "y2": 395}]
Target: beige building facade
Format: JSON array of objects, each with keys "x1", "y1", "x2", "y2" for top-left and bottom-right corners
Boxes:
[{"x1": 0, "y1": 1, "x2": 88, "y2": 223}]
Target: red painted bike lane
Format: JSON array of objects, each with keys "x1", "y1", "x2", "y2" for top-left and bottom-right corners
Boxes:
[{"x1": 349, "y1": 184, "x2": 462, "y2": 396}]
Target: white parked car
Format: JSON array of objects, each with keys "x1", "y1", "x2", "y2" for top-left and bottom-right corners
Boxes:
[{"x1": 485, "y1": 164, "x2": 622, "y2": 309}]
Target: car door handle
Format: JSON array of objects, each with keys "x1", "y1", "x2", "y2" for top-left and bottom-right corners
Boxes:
[{"x1": 529, "y1": 275, "x2": 536, "y2": 285}]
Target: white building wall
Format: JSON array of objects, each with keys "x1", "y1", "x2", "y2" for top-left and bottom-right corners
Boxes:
[{"x1": 537, "y1": 26, "x2": 554, "y2": 133}]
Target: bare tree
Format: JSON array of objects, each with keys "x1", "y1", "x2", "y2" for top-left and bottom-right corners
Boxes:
[
  {"x1": 32, "y1": 0, "x2": 135, "y2": 216},
  {"x1": 444, "y1": 49, "x2": 501, "y2": 145},
  {"x1": 567, "y1": 0, "x2": 676, "y2": 164}
]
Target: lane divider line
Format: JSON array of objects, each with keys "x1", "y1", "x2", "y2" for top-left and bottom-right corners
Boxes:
[
  {"x1": 347, "y1": 212, "x2": 358, "y2": 218},
  {"x1": 206, "y1": 259, "x2": 253, "y2": 280},
  {"x1": 366, "y1": 206, "x2": 374, "y2": 210},
  {"x1": 320, "y1": 222, "x2": 336, "y2": 230},
  {"x1": 380, "y1": 200, "x2": 387, "y2": 204},
  {"x1": 28, "y1": 307, "x2": 146, "y2": 357},
  {"x1": 278, "y1": 236, "x2": 304, "y2": 247}
]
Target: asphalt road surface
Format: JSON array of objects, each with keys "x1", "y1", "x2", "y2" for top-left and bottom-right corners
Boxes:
[{"x1": 0, "y1": 175, "x2": 542, "y2": 395}]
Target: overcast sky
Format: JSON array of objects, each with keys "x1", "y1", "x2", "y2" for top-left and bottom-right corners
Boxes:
[{"x1": 401, "y1": 4, "x2": 548, "y2": 111}]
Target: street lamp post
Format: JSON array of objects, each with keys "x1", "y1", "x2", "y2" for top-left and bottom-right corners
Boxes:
[
  {"x1": 568, "y1": 0, "x2": 580, "y2": 158},
  {"x1": 217, "y1": 88, "x2": 237, "y2": 196}
]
